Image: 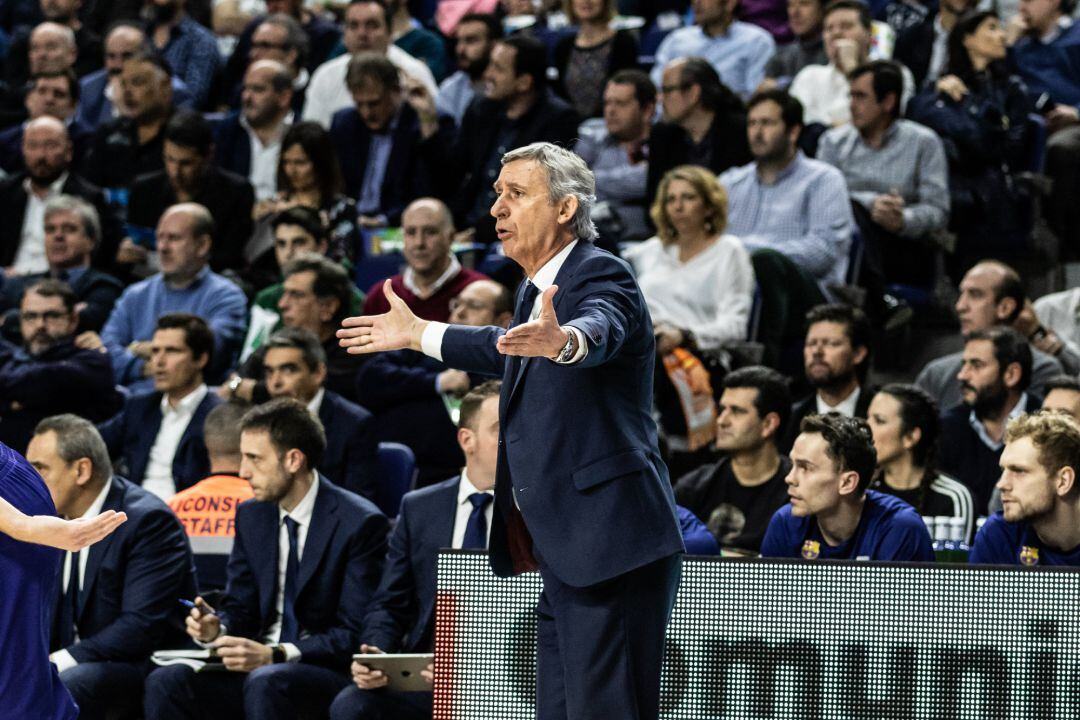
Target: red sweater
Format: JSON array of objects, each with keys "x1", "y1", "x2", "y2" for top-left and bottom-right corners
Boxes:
[{"x1": 363, "y1": 268, "x2": 489, "y2": 322}]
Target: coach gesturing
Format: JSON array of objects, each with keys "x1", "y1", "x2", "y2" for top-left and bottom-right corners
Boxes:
[{"x1": 339, "y1": 142, "x2": 684, "y2": 720}]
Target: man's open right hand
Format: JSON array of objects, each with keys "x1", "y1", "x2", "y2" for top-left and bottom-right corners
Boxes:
[{"x1": 338, "y1": 280, "x2": 427, "y2": 355}]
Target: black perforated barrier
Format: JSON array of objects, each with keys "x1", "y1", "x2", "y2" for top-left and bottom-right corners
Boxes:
[{"x1": 433, "y1": 551, "x2": 1080, "y2": 719}]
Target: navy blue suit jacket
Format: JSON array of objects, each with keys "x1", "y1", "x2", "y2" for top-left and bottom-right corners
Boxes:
[
  {"x1": 362, "y1": 476, "x2": 457, "y2": 653},
  {"x1": 218, "y1": 476, "x2": 389, "y2": 669},
  {"x1": 317, "y1": 389, "x2": 380, "y2": 503},
  {"x1": 439, "y1": 241, "x2": 684, "y2": 586},
  {"x1": 0, "y1": 118, "x2": 92, "y2": 174},
  {"x1": 98, "y1": 390, "x2": 223, "y2": 493},
  {"x1": 54, "y1": 476, "x2": 198, "y2": 663},
  {"x1": 211, "y1": 111, "x2": 253, "y2": 180},
  {"x1": 76, "y1": 69, "x2": 194, "y2": 130},
  {"x1": 329, "y1": 103, "x2": 451, "y2": 225}
]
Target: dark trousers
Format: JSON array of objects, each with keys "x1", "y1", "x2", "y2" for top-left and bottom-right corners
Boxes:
[
  {"x1": 1047, "y1": 125, "x2": 1080, "y2": 259},
  {"x1": 534, "y1": 552, "x2": 682, "y2": 720},
  {"x1": 749, "y1": 248, "x2": 826, "y2": 378},
  {"x1": 143, "y1": 661, "x2": 350, "y2": 720},
  {"x1": 60, "y1": 661, "x2": 146, "y2": 720},
  {"x1": 328, "y1": 685, "x2": 432, "y2": 720},
  {"x1": 851, "y1": 200, "x2": 936, "y2": 289}
]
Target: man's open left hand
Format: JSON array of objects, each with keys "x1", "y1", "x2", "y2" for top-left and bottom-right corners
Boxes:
[{"x1": 497, "y1": 286, "x2": 567, "y2": 359}]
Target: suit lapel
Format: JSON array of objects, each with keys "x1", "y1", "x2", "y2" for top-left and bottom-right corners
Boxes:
[
  {"x1": 78, "y1": 478, "x2": 125, "y2": 618},
  {"x1": 296, "y1": 478, "x2": 336, "y2": 597},
  {"x1": 250, "y1": 503, "x2": 281, "y2": 624}
]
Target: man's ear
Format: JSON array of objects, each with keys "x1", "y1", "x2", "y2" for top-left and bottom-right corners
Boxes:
[
  {"x1": 837, "y1": 469, "x2": 861, "y2": 498},
  {"x1": 996, "y1": 297, "x2": 1018, "y2": 322},
  {"x1": 283, "y1": 448, "x2": 306, "y2": 474},
  {"x1": 1002, "y1": 360, "x2": 1023, "y2": 391},
  {"x1": 457, "y1": 427, "x2": 475, "y2": 455},
  {"x1": 557, "y1": 194, "x2": 579, "y2": 226}
]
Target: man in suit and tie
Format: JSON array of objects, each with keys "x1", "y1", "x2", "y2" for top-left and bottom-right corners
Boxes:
[
  {"x1": 26, "y1": 413, "x2": 196, "y2": 720},
  {"x1": 143, "y1": 398, "x2": 390, "y2": 720},
  {"x1": 98, "y1": 313, "x2": 222, "y2": 498},
  {"x1": 339, "y1": 142, "x2": 684, "y2": 720},
  {"x1": 261, "y1": 327, "x2": 381, "y2": 501},
  {"x1": 783, "y1": 303, "x2": 874, "y2": 453},
  {"x1": 329, "y1": 379, "x2": 501, "y2": 720}
]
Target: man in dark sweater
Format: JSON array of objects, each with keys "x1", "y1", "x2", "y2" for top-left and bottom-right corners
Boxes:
[
  {"x1": 939, "y1": 327, "x2": 1042, "y2": 515},
  {"x1": 675, "y1": 366, "x2": 793, "y2": 553},
  {"x1": 361, "y1": 198, "x2": 489, "y2": 323}
]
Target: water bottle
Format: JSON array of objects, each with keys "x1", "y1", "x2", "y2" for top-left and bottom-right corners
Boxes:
[
  {"x1": 932, "y1": 516, "x2": 951, "y2": 562},
  {"x1": 948, "y1": 517, "x2": 969, "y2": 563}
]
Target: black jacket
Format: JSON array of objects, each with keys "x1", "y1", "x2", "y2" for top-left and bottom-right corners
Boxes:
[
  {"x1": 0, "y1": 171, "x2": 122, "y2": 270},
  {"x1": 0, "y1": 266, "x2": 123, "y2": 336},
  {"x1": 781, "y1": 386, "x2": 875, "y2": 454},
  {"x1": 646, "y1": 109, "x2": 752, "y2": 206}
]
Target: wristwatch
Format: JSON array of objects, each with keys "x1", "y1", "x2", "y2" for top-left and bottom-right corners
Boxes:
[
  {"x1": 227, "y1": 375, "x2": 243, "y2": 395},
  {"x1": 554, "y1": 328, "x2": 577, "y2": 363},
  {"x1": 271, "y1": 645, "x2": 286, "y2": 664}
]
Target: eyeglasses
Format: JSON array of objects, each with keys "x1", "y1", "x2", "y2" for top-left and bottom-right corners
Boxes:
[
  {"x1": 659, "y1": 83, "x2": 691, "y2": 95},
  {"x1": 252, "y1": 41, "x2": 290, "y2": 51},
  {"x1": 449, "y1": 298, "x2": 493, "y2": 313},
  {"x1": 21, "y1": 310, "x2": 68, "y2": 323}
]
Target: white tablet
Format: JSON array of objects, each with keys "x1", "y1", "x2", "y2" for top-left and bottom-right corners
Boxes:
[{"x1": 353, "y1": 653, "x2": 435, "y2": 692}]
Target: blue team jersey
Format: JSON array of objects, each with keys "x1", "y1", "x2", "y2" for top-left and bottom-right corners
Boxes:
[
  {"x1": 760, "y1": 490, "x2": 935, "y2": 561},
  {"x1": 969, "y1": 512, "x2": 1080, "y2": 567}
]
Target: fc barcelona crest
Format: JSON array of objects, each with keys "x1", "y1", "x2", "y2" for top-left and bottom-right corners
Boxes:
[
  {"x1": 801, "y1": 540, "x2": 821, "y2": 560},
  {"x1": 1020, "y1": 546, "x2": 1040, "y2": 566}
]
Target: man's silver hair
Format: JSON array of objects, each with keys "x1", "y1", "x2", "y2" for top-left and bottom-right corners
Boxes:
[
  {"x1": 34, "y1": 414, "x2": 113, "y2": 485},
  {"x1": 44, "y1": 194, "x2": 101, "y2": 247},
  {"x1": 501, "y1": 142, "x2": 597, "y2": 241}
]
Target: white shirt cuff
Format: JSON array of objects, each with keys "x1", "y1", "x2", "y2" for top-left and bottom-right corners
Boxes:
[
  {"x1": 555, "y1": 326, "x2": 588, "y2": 365},
  {"x1": 420, "y1": 321, "x2": 449, "y2": 361},
  {"x1": 50, "y1": 649, "x2": 78, "y2": 674},
  {"x1": 281, "y1": 642, "x2": 301, "y2": 663}
]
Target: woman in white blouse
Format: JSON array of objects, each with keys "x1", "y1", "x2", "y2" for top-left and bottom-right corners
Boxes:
[{"x1": 624, "y1": 165, "x2": 755, "y2": 357}]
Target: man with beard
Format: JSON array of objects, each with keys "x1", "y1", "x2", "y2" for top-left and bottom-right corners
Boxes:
[
  {"x1": 361, "y1": 198, "x2": 488, "y2": 322},
  {"x1": 82, "y1": 49, "x2": 174, "y2": 191},
  {"x1": 145, "y1": 0, "x2": 221, "y2": 109},
  {"x1": 0, "y1": 279, "x2": 120, "y2": 453},
  {"x1": 916, "y1": 261, "x2": 1063, "y2": 410},
  {"x1": 720, "y1": 90, "x2": 851, "y2": 371},
  {"x1": 435, "y1": 12, "x2": 499, "y2": 125},
  {"x1": 970, "y1": 411, "x2": 1080, "y2": 566},
  {"x1": 783, "y1": 303, "x2": 874, "y2": 452},
  {"x1": 674, "y1": 366, "x2": 793, "y2": 554},
  {"x1": 77, "y1": 22, "x2": 194, "y2": 129},
  {"x1": 938, "y1": 327, "x2": 1042, "y2": 514},
  {"x1": 0, "y1": 116, "x2": 119, "y2": 275},
  {"x1": 0, "y1": 69, "x2": 93, "y2": 176},
  {"x1": 574, "y1": 69, "x2": 655, "y2": 244},
  {"x1": 213, "y1": 59, "x2": 294, "y2": 202},
  {"x1": 126, "y1": 110, "x2": 255, "y2": 273}
]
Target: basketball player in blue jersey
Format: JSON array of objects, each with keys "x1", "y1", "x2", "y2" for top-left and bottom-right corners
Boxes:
[
  {"x1": 761, "y1": 413, "x2": 934, "y2": 561},
  {"x1": 971, "y1": 412, "x2": 1080, "y2": 567}
]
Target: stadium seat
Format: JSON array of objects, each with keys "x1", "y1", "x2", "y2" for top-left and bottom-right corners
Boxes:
[{"x1": 376, "y1": 442, "x2": 418, "y2": 518}]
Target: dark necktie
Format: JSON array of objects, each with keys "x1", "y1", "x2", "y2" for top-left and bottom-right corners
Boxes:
[
  {"x1": 510, "y1": 282, "x2": 539, "y2": 380},
  {"x1": 53, "y1": 550, "x2": 80, "y2": 650},
  {"x1": 462, "y1": 493, "x2": 493, "y2": 550},
  {"x1": 280, "y1": 517, "x2": 300, "y2": 643}
]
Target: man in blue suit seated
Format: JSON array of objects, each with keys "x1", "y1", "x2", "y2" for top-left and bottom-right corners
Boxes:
[
  {"x1": 143, "y1": 398, "x2": 390, "y2": 720},
  {"x1": 971, "y1": 412, "x2": 1080, "y2": 567},
  {"x1": 329, "y1": 379, "x2": 501, "y2": 720},
  {"x1": 761, "y1": 413, "x2": 934, "y2": 561},
  {"x1": 339, "y1": 142, "x2": 685, "y2": 720},
  {"x1": 261, "y1": 327, "x2": 381, "y2": 502},
  {"x1": 26, "y1": 414, "x2": 197, "y2": 720},
  {"x1": 98, "y1": 313, "x2": 222, "y2": 499}
]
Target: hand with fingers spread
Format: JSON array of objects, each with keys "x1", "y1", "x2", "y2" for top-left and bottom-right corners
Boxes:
[
  {"x1": 496, "y1": 285, "x2": 572, "y2": 359},
  {"x1": 1, "y1": 498, "x2": 128, "y2": 551},
  {"x1": 337, "y1": 280, "x2": 428, "y2": 355}
]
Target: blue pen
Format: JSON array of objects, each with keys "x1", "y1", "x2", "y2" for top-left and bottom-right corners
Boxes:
[{"x1": 178, "y1": 599, "x2": 196, "y2": 610}]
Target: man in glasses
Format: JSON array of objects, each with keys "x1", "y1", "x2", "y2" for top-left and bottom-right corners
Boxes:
[{"x1": 0, "y1": 279, "x2": 120, "y2": 453}]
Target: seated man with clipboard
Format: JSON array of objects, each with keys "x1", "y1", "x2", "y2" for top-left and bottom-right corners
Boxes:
[{"x1": 329, "y1": 381, "x2": 501, "y2": 720}]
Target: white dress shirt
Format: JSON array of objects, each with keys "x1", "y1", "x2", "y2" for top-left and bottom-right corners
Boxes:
[
  {"x1": 15, "y1": 173, "x2": 68, "y2": 275},
  {"x1": 790, "y1": 62, "x2": 915, "y2": 126},
  {"x1": 242, "y1": 111, "x2": 292, "y2": 201},
  {"x1": 450, "y1": 469, "x2": 495, "y2": 549},
  {"x1": 302, "y1": 46, "x2": 437, "y2": 128},
  {"x1": 143, "y1": 384, "x2": 209, "y2": 500},
  {"x1": 421, "y1": 240, "x2": 587, "y2": 364},
  {"x1": 50, "y1": 477, "x2": 114, "y2": 673},
  {"x1": 265, "y1": 472, "x2": 320, "y2": 661},
  {"x1": 815, "y1": 385, "x2": 861, "y2": 417},
  {"x1": 306, "y1": 387, "x2": 325, "y2": 417}
]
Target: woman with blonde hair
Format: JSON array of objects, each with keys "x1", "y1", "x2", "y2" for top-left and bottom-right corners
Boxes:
[{"x1": 625, "y1": 165, "x2": 754, "y2": 358}]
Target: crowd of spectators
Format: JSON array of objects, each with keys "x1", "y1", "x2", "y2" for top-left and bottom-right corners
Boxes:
[{"x1": 2, "y1": 0, "x2": 1080, "y2": 716}]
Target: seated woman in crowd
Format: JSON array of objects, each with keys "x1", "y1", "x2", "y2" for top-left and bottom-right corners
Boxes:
[
  {"x1": 625, "y1": 165, "x2": 754, "y2": 463},
  {"x1": 867, "y1": 383, "x2": 975, "y2": 542},
  {"x1": 552, "y1": 0, "x2": 639, "y2": 118},
  {"x1": 907, "y1": 10, "x2": 1035, "y2": 275},
  {"x1": 253, "y1": 121, "x2": 362, "y2": 268}
]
